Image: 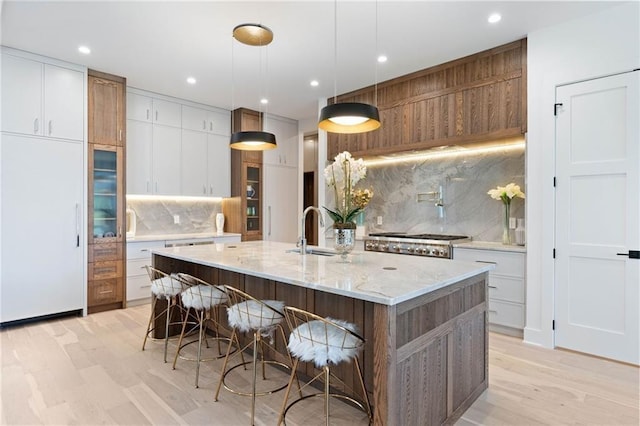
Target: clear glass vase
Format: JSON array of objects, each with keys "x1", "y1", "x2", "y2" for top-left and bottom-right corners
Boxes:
[
  {"x1": 334, "y1": 225, "x2": 356, "y2": 262},
  {"x1": 502, "y1": 202, "x2": 511, "y2": 245}
]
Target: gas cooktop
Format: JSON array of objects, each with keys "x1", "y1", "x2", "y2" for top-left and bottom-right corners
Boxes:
[{"x1": 367, "y1": 232, "x2": 470, "y2": 241}]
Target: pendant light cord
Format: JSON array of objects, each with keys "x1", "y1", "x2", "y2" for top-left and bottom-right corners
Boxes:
[
  {"x1": 333, "y1": 0, "x2": 337, "y2": 104},
  {"x1": 375, "y1": 0, "x2": 379, "y2": 108},
  {"x1": 231, "y1": 33, "x2": 235, "y2": 131}
]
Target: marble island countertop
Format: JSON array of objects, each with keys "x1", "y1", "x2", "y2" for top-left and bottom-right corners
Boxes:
[{"x1": 152, "y1": 241, "x2": 493, "y2": 306}]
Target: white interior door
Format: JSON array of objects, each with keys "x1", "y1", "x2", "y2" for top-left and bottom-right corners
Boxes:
[{"x1": 555, "y1": 71, "x2": 639, "y2": 365}]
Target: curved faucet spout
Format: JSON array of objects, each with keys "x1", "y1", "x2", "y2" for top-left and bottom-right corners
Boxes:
[{"x1": 300, "y1": 206, "x2": 324, "y2": 254}]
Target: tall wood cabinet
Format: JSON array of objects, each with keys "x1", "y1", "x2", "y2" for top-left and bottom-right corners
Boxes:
[
  {"x1": 223, "y1": 108, "x2": 263, "y2": 241},
  {"x1": 87, "y1": 70, "x2": 127, "y2": 313}
]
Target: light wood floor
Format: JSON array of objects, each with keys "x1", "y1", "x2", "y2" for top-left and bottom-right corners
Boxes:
[{"x1": 1, "y1": 304, "x2": 638, "y2": 425}]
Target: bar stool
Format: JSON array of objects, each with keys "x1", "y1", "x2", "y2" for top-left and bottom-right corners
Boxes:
[
  {"x1": 214, "y1": 285, "x2": 294, "y2": 425},
  {"x1": 141, "y1": 266, "x2": 187, "y2": 362},
  {"x1": 171, "y1": 273, "x2": 231, "y2": 388},
  {"x1": 278, "y1": 306, "x2": 372, "y2": 425}
]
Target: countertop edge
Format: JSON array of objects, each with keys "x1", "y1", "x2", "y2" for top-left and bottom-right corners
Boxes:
[{"x1": 126, "y1": 233, "x2": 242, "y2": 243}]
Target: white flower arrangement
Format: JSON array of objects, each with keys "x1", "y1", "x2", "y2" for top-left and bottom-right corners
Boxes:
[
  {"x1": 324, "y1": 151, "x2": 372, "y2": 226},
  {"x1": 487, "y1": 183, "x2": 525, "y2": 205}
]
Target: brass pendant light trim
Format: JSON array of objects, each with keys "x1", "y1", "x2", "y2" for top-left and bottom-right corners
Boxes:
[
  {"x1": 230, "y1": 131, "x2": 277, "y2": 151},
  {"x1": 318, "y1": 102, "x2": 381, "y2": 134},
  {"x1": 233, "y1": 23, "x2": 274, "y2": 46}
]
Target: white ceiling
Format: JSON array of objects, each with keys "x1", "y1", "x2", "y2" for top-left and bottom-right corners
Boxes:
[{"x1": 0, "y1": 1, "x2": 622, "y2": 124}]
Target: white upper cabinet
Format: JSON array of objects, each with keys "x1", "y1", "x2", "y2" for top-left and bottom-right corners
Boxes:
[
  {"x1": 1, "y1": 53, "x2": 83, "y2": 141},
  {"x1": 126, "y1": 88, "x2": 231, "y2": 196},
  {"x1": 128, "y1": 92, "x2": 181, "y2": 127},
  {"x1": 152, "y1": 98, "x2": 181, "y2": 127},
  {"x1": 127, "y1": 92, "x2": 153, "y2": 122},
  {"x1": 207, "y1": 133, "x2": 230, "y2": 197},
  {"x1": 182, "y1": 105, "x2": 208, "y2": 132},
  {"x1": 152, "y1": 125, "x2": 181, "y2": 195},
  {"x1": 207, "y1": 110, "x2": 231, "y2": 135},
  {"x1": 181, "y1": 129, "x2": 209, "y2": 196},
  {"x1": 126, "y1": 119, "x2": 153, "y2": 194},
  {"x1": 263, "y1": 115, "x2": 299, "y2": 167}
]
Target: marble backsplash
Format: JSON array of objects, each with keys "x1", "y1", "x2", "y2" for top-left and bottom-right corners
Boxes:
[
  {"x1": 126, "y1": 198, "x2": 222, "y2": 236},
  {"x1": 356, "y1": 146, "x2": 525, "y2": 243}
]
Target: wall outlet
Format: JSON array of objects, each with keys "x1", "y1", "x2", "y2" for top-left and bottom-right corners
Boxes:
[
  {"x1": 173, "y1": 214, "x2": 180, "y2": 224},
  {"x1": 377, "y1": 216, "x2": 383, "y2": 226}
]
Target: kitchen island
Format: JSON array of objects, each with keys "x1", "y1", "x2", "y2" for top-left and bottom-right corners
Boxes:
[{"x1": 152, "y1": 241, "x2": 492, "y2": 425}]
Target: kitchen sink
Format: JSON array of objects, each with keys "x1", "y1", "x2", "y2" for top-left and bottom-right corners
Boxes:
[{"x1": 286, "y1": 247, "x2": 336, "y2": 256}]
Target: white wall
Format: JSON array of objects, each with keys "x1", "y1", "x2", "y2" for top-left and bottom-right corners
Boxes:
[{"x1": 525, "y1": 2, "x2": 640, "y2": 348}]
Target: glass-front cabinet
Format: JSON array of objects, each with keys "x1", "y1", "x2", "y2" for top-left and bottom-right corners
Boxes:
[
  {"x1": 245, "y1": 164, "x2": 261, "y2": 237},
  {"x1": 89, "y1": 145, "x2": 124, "y2": 244}
]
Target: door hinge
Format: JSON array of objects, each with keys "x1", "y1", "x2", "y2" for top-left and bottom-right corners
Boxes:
[
  {"x1": 553, "y1": 248, "x2": 556, "y2": 258},
  {"x1": 552, "y1": 320, "x2": 556, "y2": 330},
  {"x1": 554, "y1": 103, "x2": 563, "y2": 116}
]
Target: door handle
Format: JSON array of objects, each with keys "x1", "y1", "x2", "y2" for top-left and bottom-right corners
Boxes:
[
  {"x1": 75, "y1": 203, "x2": 80, "y2": 247},
  {"x1": 268, "y1": 206, "x2": 272, "y2": 237},
  {"x1": 617, "y1": 250, "x2": 640, "y2": 259}
]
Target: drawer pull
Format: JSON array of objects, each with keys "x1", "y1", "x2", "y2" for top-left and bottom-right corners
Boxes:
[
  {"x1": 488, "y1": 285, "x2": 497, "y2": 289},
  {"x1": 475, "y1": 260, "x2": 497, "y2": 264},
  {"x1": 488, "y1": 309, "x2": 498, "y2": 313},
  {"x1": 141, "y1": 285, "x2": 151, "y2": 289},
  {"x1": 99, "y1": 290, "x2": 114, "y2": 294},
  {"x1": 140, "y1": 249, "x2": 149, "y2": 252}
]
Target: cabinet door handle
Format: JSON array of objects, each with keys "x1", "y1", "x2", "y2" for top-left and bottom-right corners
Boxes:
[
  {"x1": 155, "y1": 182, "x2": 158, "y2": 193},
  {"x1": 475, "y1": 260, "x2": 497, "y2": 264},
  {"x1": 209, "y1": 121, "x2": 212, "y2": 131},
  {"x1": 140, "y1": 249, "x2": 149, "y2": 252},
  {"x1": 268, "y1": 206, "x2": 272, "y2": 237},
  {"x1": 488, "y1": 309, "x2": 498, "y2": 314},
  {"x1": 203, "y1": 185, "x2": 206, "y2": 194},
  {"x1": 210, "y1": 185, "x2": 213, "y2": 195},
  {"x1": 34, "y1": 118, "x2": 39, "y2": 134},
  {"x1": 118, "y1": 226, "x2": 122, "y2": 239},
  {"x1": 48, "y1": 120, "x2": 53, "y2": 135},
  {"x1": 155, "y1": 110, "x2": 158, "y2": 121},
  {"x1": 75, "y1": 203, "x2": 80, "y2": 247},
  {"x1": 203, "y1": 120, "x2": 206, "y2": 130},
  {"x1": 146, "y1": 109, "x2": 150, "y2": 120},
  {"x1": 119, "y1": 129, "x2": 122, "y2": 141},
  {"x1": 488, "y1": 285, "x2": 497, "y2": 289}
]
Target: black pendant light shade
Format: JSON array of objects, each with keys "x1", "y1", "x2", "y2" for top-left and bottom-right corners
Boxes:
[
  {"x1": 229, "y1": 131, "x2": 277, "y2": 150},
  {"x1": 318, "y1": 102, "x2": 381, "y2": 134}
]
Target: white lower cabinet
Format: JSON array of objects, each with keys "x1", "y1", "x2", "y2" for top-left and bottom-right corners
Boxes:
[
  {"x1": 126, "y1": 240, "x2": 165, "y2": 304},
  {"x1": 454, "y1": 247, "x2": 526, "y2": 335}
]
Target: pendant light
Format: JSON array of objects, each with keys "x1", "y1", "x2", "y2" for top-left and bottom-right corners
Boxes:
[
  {"x1": 318, "y1": 0, "x2": 381, "y2": 134},
  {"x1": 229, "y1": 23, "x2": 277, "y2": 151}
]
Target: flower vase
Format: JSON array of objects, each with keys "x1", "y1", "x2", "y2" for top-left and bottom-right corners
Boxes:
[
  {"x1": 334, "y1": 223, "x2": 356, "y2": 262},
  {"x1": 502, "y1": 202, "x2": 511, "y2": 245}
]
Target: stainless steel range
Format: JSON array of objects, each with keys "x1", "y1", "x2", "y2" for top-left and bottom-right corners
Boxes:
[{"x1": 364, "y1": 232, "x2": 471, "y2": 258}]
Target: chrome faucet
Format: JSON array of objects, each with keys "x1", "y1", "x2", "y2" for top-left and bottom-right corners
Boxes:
[{"x1": 298, "y1": 206, "x2": 324, "y2": 255}]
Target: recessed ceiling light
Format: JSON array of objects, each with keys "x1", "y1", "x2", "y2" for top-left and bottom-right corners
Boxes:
[
  {"x1": 78, "y1": 45, "x2": 91, "y2": 55},
  {"x1": 488, "y1": 13, "x2": 502, "y2": 24},
  {"x1": 186, "y1": 77, "x2": 196, "y2": 85},
  {"x1": 310, "y1": 80, "x2": 319, "y2": 87},
  {"x1": 260, "y1": 98, "x2": 269, "y2": 104},
  {"x1": 377, "y1": 55, "x2": 388, "y2": 63}
]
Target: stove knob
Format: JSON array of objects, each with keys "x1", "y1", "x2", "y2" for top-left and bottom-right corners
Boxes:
[
  {"x1": 420, "y1": 247, "x2": 428, "y2": 255},
  {"x1": 439, "y1": 249, "x2": 447, "y2": 257},
  {"x1": 380, "y1": 244, "x2": 388, "y2": 251},
  {"x1": 365, "y1": 242, "x2": 373, "y2": 250},
  {"x1": 407, "y1": 246, "x2": 415, "y2": 253}
]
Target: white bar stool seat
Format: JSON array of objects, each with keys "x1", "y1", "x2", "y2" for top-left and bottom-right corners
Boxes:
[
  {"x1": 171, "y1": 273, "x2": 234, "y2": 388},
  {"x1": 278, "y1": 306, "x2": 372, "y2": 425},
  {"x1": 214, "y1": 285, "x2": 295, "y2": 425}
]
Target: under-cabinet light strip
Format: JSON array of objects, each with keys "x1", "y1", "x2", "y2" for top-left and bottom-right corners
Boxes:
[
  {"x1": 126, "y1": 195, "x2": 223, "y2": 202},
  {"x1": 363, "y1": 139, "x2": 525, "y2": 167}
]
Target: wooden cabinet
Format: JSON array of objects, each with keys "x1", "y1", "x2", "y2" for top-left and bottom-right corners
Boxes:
[
  {"x1": 326, "y1": 39, "x2": 527, "y2": 159},
  {"x1": 1, "y1": 52, "x2": 84, "y2": 140},
  {"x1": 224, "y1": 108, "x2": 264, "y2": 241},
  {"x1": 88, "y1": 71, "x2": 126, "y2": 314},
  {"x1": 88, "y1": 72, "x2": 125, "y2": 146},
  {"x1": 454, "y1": 247, "x2": 525, "y2": 336}
]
